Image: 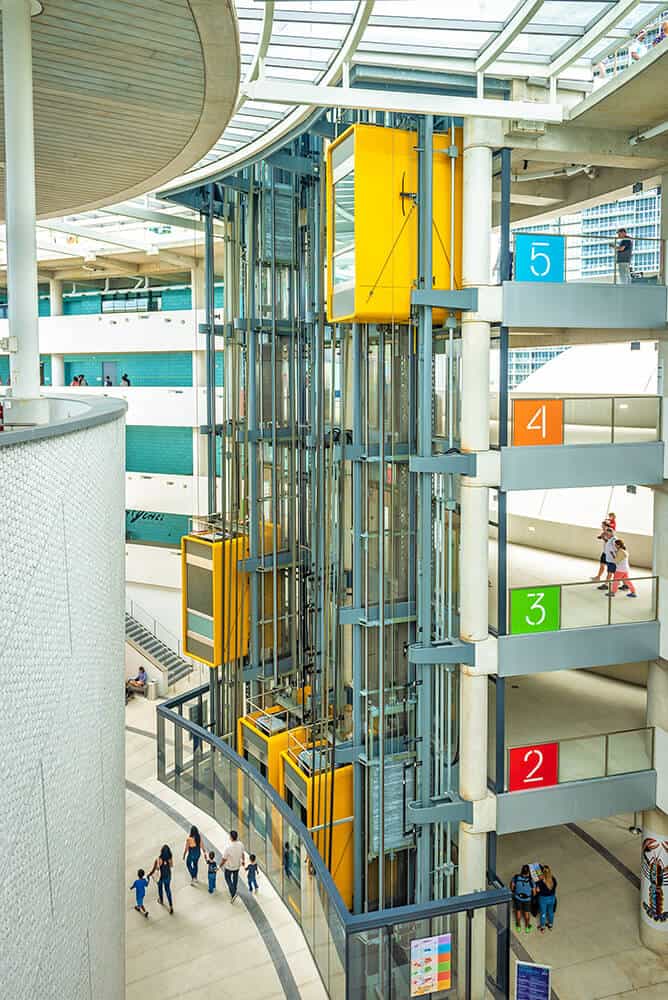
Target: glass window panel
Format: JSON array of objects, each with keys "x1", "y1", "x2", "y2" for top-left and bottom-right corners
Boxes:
[
  {"x1": 609, "y1": 575, "x2": 656, "y2": 624},
  {"x1": 560, "y1": 581, "x2": 609, "y2": 630},
  {"x1": 607, "y1": 728, "x2": 653, "y2": 774},
  {"x1": 558, "y1": 734, "x2": 606, "y2": 782}
]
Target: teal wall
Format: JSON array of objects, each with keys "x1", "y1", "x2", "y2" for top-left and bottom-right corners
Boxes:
[
  {"x1": 32, "y1": 284, "x2": 224, "y2": 317},
  {"x1": 64, "y1": 352, "x2": 192, "y2": 387},
  {"x1": 126, "y1": 426, "x2": 193, "y2": 476},
  {"x1": 125, "y1": 509, "x2": 189, "y2": 547},
  {"x1": 0, "y1": 354, "x2": 51, "y2": 384}
]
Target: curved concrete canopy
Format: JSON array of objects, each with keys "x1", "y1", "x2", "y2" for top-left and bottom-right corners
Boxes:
[{"x1": 0, "y1": 0, "x2": 240, "y2": 220}]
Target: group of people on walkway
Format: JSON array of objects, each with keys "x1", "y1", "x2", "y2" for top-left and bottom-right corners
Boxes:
[
  {"x1": 130, "y1": 825, "x2": 259, "y2": 919},
  {"x1": 510, "y1": 863, "x2": 558, "y2": 935},
  {"x1": 592, "y1": 512, "x2": 638, "y2": 598}
]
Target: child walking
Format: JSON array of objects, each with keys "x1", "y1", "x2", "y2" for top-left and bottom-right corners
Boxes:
[
  {"x1": 246, "y1": 853, "x2": 259, "y2": 895},
  {"x1": 610, "y1": 538, "x2": 637, "y2": 597},
  {"x1": 207, "y1": 851, "x2": 219, "y2": 894},
  {"x1": 130, "y1": 869, "x2": 150, "y2": 918}
]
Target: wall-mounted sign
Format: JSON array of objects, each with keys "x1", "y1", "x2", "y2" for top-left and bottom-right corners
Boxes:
[
  {"x1": 512, "y1": 399, "x2": 564, "y2": 447},
  {"x1": 514, "y1": 232, "x2": 565, "y2": 283},
  {"x1": 410, "y1": 932, "x2": 451, "y2": 996},
  {"x1": 508, "y1": 742, "x2": 559, "y2": 793},
  {"x1": 510, "y1": 585, "x2": 561, "y2": 635},
  {"x1": 641, "y1": 833, "x2": 668, "y2": 928},
  {"x1": 515, "y1": 961, "x2": 551, "y2": 1000}
]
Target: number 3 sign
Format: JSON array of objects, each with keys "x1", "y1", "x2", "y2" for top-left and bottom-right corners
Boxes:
[{"x1": 508, "y1": 742, "x2": 559, "y2": 792}]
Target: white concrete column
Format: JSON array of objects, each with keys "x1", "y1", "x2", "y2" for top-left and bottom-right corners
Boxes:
[
  {"x1": 2, "y1": 0, "x2": 40, "y2": 400},
  {"x1": 49, "y1": 277, "x2": 63, "y2": 317},
  {"x1": 191, "y1": 262, "x2": 205, "y2": 312},
  {"x1": 50, "y1": 353, "x2": 64, "y2": 387},
  {"x1": 458, "y1": 118, "x2": 495, "y2": 1000}
]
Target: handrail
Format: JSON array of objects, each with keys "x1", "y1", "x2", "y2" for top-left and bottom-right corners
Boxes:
[
  {"x1": 158, "y1": 684, "x2": 511, "y2": 933},
  {"x1": 506, "y1": 724, "x2": 653, "y2": 754}
]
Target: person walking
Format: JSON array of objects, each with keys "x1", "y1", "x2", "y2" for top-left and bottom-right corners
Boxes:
[
  {"x1": 183, "y1": 826, "x2": 203, "y2": 883},
  {"x1": 206, "y1": 851, "x2": 219, "y2": 894},
  {"x1": 148, "y1": 844, "x2": 174, "y2": 913},
  {"x1": 510, "y1": 864, "x2": 535, "y2": 934},
  {"x1": 130, "y1": 869, "x2": 150, "y2": 918},
  {"x1": 611, "y1": 228, "x2": 633, "y2": 284},
  {"x1": 246, "y1": 853, "x2": 259, "y2": 895},
  {"x1": 221, "y1": 829, "x2": 245, "y2": 903},
  {"x1": 121, "y1": 373, "x2": 131, "y2": 386},
  {"x1": 592, "y1": 521, "x2": 614, "y2": 583},
  {"x1": 610, "y1": 538, "x2": 638, "y2": 597},
  {"x1": 536, "y1": 865, "x2": 558, "y2": 932}
]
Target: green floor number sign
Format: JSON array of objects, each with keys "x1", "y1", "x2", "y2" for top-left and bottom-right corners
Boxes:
[{"x1": 510, "y1": 585, "x2": 561, "y2": 635}]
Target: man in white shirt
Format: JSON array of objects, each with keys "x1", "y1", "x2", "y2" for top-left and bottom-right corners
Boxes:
[
  {"x1": 221, "y1": 829, "x2": 245, "y2": 902},
  {"x1": 629, "y1": 30, "x2": 648, "y2": 61},
  {"x1": 597, "y1": 530, "x2": 619, "y2": 593}
]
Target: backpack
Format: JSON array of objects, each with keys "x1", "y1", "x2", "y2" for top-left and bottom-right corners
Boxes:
[{"x1": 513, "y1": 874, "x2": 532, "y2": 901}]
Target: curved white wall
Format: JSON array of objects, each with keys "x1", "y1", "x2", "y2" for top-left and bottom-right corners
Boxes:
[{"x1": 0, "y1": 403, "x2": 125, "y2": 999}]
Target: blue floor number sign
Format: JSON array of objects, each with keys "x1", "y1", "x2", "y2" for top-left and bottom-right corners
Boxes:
[
  {"x1": 516, "y1": 961, "x2": 551, "y2": 1000},
  {"x1": 514, "y1": 232, "x2": 565, "y2": 282}
]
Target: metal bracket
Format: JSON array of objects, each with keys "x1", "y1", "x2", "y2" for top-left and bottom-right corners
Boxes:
[
  {"x1": 406, "y1": 796, "x2": 473, "y2": 826},
  {"x1": 411, "y1": 288, "x2": 478, "y2": 311},
  {"x1": 408, "y1": 640, "x2": 475, "y2": 666},
  {"x1": 238, "y1": 550, "x2": 299, "y2": 572},
  {"x1": 409, "y1": 453, "x2": 476, "y2": 476},
  {"x1": 198, "y1": 322, "x2": 226, "y2": 337}
]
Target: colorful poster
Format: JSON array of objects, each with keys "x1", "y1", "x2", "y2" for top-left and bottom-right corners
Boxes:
[
  {"x1": 410, "y1": 933, "x2": 452, "y2": 996},
  {"x1": 641, "y1": 833, "x2": 668, "y2": 927}
]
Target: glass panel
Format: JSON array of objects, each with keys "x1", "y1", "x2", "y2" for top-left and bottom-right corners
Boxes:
[
  {"x1": 214, "y1": 749, "x2": 233, "y2": 833},
  {"x1": 334, "y1": 169, "x2": 354, "y2": 254},
  {"x1": 558, "y1": 735, "x2": 606, "y2": 782},
  {"x1": 348, "y1": 928, "x2": 383, "y2": 1000},
  {"x1": 329, "y1": 901, "x2": 346, "y2": 1000},
  {"x1": 560, "y1": 581, "x2": 609, "y2": 630},
  {"x1": 390, "y1": 919, "x2": 432, "y2": 998},
  {"x1": 609, "y1": 576, "x2": 656, "y2": 624},
  {"x1": 313, "y1": 879, "x2": 330, "y2": 991},
  {"x1": 607, "y1": 728, "x2": 653, "y2": 775},
  {"x1": 613, "y1": 396, "x2": 660, "y2": 443},
  {"x1": 563, "y1": 397, "x2": 613, "y2": 445}
]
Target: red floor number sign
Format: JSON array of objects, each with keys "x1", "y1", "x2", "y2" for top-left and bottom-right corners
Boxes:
[{"x1": 508, "y1": 741, "x2": 559, "y2": 792}]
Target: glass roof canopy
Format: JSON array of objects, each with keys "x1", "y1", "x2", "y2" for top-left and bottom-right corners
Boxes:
[
  {"x1": 11, "y1": 0, "x2": 666, "y2": 262},
  {"x1": 196, "y1": 0, "x2": 664, "y2": 168}
]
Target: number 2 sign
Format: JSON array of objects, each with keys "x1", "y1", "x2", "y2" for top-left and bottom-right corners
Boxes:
[{"x1": 509, "y1": 742, "x2": 559, "y2": 792}]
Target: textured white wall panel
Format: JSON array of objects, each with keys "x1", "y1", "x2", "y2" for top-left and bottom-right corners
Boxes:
[{"x1": 0, "y1": 414, "x2": 125, "y2": 1000}]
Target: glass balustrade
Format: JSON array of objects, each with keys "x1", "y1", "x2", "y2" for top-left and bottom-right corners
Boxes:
[{"x1": 157, "y1": 686, "x2": 512, "y2": 999}]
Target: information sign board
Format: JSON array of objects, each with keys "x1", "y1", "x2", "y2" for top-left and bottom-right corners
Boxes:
[
  {"x1": 410, "y1": 933, "x2": 452, "y2": 996},
  {"x1": 515, "y1": 961, "x2": 551, "y2": 1000}
]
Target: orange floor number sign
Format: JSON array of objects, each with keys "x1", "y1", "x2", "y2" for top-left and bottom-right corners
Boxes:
[{"x1": 512, "y1": 398, "x2": 564, "y2": 447}]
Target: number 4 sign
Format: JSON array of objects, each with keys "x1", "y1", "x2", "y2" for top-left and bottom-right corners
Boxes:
[
  {"x1": 513, "y1": 399, "x2": 564, "y2": 447},
  {"x1": 509, "y1": 742, "x2": 559, "y2": 792}
]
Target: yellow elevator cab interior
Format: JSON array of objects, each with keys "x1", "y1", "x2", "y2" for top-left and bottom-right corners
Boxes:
[
  {"x1": 326, "y1": 122, "x2": 463, "y2": 324},
  {"x1": 279, "y1": 736, "x2": 354, "y2": 912},
  {"x1": 181, "y1": 524, "x2": 280, "y2": 667}
]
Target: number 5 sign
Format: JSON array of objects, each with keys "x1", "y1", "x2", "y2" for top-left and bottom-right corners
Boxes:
[
  {"x1": 512, "y1": 399, "x2": 564, "y2": 447},
  {"x1": 514, "y1": 233, "x2": 565, "y2": 283},
  {"x1": 509, "y1": 742, "x2": 559, "y2": 792}
]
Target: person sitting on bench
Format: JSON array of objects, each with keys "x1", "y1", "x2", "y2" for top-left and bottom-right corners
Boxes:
[{"x1": 126, "y1": 666, "x2": 148, "y2": 700}]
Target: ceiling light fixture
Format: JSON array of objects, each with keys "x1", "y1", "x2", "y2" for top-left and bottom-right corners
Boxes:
[{"x1": 629, "y1": 120, "x2": 668, "y2": 145}]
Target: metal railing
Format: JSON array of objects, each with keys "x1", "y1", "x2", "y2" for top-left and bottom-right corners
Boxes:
[
  {"x1": 157, "y1": 686, "x2": 512, "y2": 1000},
  {"x1": 505, "y1": 726, "x2": 654, "y2": 792},
  {"x1": 507, "y1": 394, "x2": 661, "y2": 448},
  {"x1": 508, "y1": 576, "x2": 658, "y2": 635},
  {"x1": 511, "y1": 230, "x2": 663, "y2": 284},
  {"x1": 593, "y1": 12, "x2": 668, "y2": 85},
  {"x1": 125, "y1": 596, "x2": 188, "y2": 662}
]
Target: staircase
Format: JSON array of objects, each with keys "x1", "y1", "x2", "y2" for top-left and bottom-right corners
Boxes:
[{"x1": 125, "y1": 601, "x2": 193, "y2": 689}]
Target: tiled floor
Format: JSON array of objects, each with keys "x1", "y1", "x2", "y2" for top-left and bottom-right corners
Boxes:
[
  {"x1": 125, "y1": 696, "x2": 327, "y2": 1000},
  {"x1": 499, "y1": 815, "x2": 668, "y2": 1000}
]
